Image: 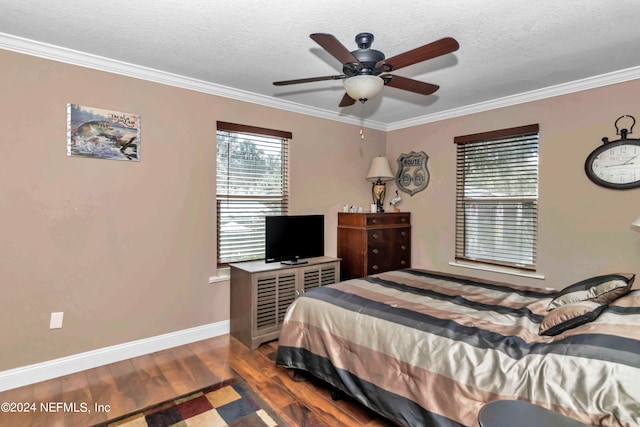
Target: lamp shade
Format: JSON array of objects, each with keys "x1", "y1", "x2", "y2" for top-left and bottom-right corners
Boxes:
[
  {"x1": 343, "y1": 75, "x2": 384, "y2": 101},
  {"x1": 632, "y1": 216, "x2": 640, "y2": 232},
  {"x1": 366, "y1": 156, "x2": 394, "y2": 181}
]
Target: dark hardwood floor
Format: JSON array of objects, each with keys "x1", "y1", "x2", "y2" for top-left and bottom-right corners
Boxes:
[{"x1": 0, "y1": 335, "x2": 394, "y2": 427}]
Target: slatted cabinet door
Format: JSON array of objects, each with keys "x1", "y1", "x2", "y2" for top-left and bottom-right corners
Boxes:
[
  {"x1": 300, "y1": 262, "x2": 339, "y2": 293},
  {"x1": 277, "y1": 273, "x2": 297, "y2": 325},
  {"x1": 254, "y1": 270, "x2": 296, "y2": 336}
]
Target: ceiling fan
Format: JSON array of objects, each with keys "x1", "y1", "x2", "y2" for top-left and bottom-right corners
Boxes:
[{"x1": 273, "y1": 32, "x2": 459, "y2": 107}]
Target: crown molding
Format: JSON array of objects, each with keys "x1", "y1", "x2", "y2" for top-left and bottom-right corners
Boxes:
[
  {"x1": 0, "y1": 32, "x2": 388, "y2": 131},
  {"x1": 2, "y1": 32, "x2": 639, "y2": 133},
  {"x1": 387, "y1": 65, "x2": 640, "y2": 131}
]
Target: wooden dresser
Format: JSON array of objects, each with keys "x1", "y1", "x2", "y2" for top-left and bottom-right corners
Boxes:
[{"x1": 337, "y1": 212, "x2": 411, "y2": 280}]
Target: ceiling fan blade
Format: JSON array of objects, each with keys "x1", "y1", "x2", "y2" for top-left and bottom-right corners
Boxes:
[
  {"x1": 383, "y1": 74, "x2": 439, "y2": 95},
  {"x1": 310, "y1": 33, "x2": 361, "y2": 65},
  {"x1": 339, "y1": 93, "x2": 356, "y2": 107},
  {"x1": 377, "y1": 37, "x2": 459, "y2": 71},
  {"x1": 273, "y1": 75, "x2": 346, "y2": 86}
]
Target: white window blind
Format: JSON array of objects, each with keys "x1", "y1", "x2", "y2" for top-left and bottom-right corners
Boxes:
[
  {"x1": 454, "y1": 124, "x2": 539, "y2": 270},
  {"x1": 216, "y1": 122, "x2": 290, "y2": 266}
]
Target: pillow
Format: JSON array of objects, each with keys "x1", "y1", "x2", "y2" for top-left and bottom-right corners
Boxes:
[
  {"x1": 539, "y1": 300, "x2": 608, "y2": 336},
  {"x1": 547, "y1": 273, "x2": 635, "y2": 311}
]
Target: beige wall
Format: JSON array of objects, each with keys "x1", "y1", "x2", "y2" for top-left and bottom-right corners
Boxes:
[
  {"x1": 387, "y1": 79, "x2": 640, "y2": 288},
  {"x1": 0, "y1": 49, "x2": 385, "y2": 371},
  {"x1": 2, "y1": 45, "x2": 639, "y2": 373}
]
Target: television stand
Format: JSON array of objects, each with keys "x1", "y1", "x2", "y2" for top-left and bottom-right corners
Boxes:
[
  {"x1": 230, "y1": 256, "x2": 340, "y2": 349},
  {"x1": 281, "y1": 259, "x2": 308, "y2": 265}
]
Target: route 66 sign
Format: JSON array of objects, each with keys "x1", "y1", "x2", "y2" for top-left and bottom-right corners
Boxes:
[{"x1": 396, "y1": 151, "x2": 429, "y2": 195}]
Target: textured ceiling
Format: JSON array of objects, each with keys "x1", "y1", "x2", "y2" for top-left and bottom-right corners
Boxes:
[{"x1": 2, "y1": 0, "x2": 640, "y2": 128}]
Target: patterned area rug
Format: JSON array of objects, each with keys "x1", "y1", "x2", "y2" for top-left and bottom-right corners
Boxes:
[{"x1": 93, "y1": 375, "x2": 287, "y2": 427}]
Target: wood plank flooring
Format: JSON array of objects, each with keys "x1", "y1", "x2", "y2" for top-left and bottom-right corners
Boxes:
[{"x1": 0, "y1": 335, "x2": 395, "y2": 427}]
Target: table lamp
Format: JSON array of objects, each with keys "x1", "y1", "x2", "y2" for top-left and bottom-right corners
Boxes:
[{"x1": 366, "y1": 156, "x2": 394, "y2": 213}]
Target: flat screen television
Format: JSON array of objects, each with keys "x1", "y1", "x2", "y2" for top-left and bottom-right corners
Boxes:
[{"x1": 265, "y1": 215, "x2": 324, "y2": 264}]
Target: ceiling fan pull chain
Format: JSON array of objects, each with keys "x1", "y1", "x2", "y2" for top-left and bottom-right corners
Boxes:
[{"x1": 359, "y1": 102, "x2": 365, "y2": 141}]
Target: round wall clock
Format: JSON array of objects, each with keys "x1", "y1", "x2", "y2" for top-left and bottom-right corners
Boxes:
[{"x1": 585, "y1": 115, "x2": 640, "y2": 190}]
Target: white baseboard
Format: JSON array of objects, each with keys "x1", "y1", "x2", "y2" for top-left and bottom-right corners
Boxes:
[{"x1": 0, "y1": 320, "x2": 230, "y2": 392}]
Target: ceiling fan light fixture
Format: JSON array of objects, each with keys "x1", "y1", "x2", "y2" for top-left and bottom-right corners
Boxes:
[{"x1": 343, "y1": 75, "x2": 384, "y2": 102}]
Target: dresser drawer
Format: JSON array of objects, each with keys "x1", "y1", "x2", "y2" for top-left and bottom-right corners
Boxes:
[
  {"x1": 368, "y1": 246, "x2": 409, "y2": 274},
  {"x1": 367, "y1": 228, "x2": 410, "y2": 244},
  {"x1": 397, "y1": 228, "x2": 410, "y2": 241},
  {"x1": 366, "y1": 213, "x2": 410, "y2": 226},
  {"x1": 367, "y1": 237, "x2": 410, "y2": 257},
  {"x1": 367, "y1": 251, "x2": 410, "y2": 275}
]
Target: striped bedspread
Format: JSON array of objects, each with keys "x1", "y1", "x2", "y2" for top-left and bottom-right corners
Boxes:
[{"x1": 275, "y1": 269, "x2": 640, "y2": 427}]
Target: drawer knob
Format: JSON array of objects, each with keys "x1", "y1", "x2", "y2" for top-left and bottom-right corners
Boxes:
[
  {"x1": 400, "y1": 260, "x2": 406, "y2": 265},
  {"x1": 372, "y1": 265, "x2": 379, "y2": 270},
  {"x1": 400, "y1": 217, "x2": 406, "y2": 222},
  {"x1": 371, "y1": 219, "x2": 377, "y2": 224},
  {"x1": 401, "y1": 231, "x2": 407, "y2": 237},
  {"x1": 401, "y1": 245, "x2": 406, "y2": 250},
  {"x1": 372, "y1": 233, "x2": 378, "y2": 239},
  {"x1": 372, "y1": 248, "x2": 379, "y2": 254}
]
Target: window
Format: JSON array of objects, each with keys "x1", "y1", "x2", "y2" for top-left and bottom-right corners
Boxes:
[
  {"x1": 454, "y1": 124, "x2": 539, "y2": 270},
  {"x1": 216, "y1": 122, "x2": 291, "y2": 266}
]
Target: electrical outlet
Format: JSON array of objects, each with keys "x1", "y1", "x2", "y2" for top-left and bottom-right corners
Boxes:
[{"x1": 50, "y1": 312, "x2": 64, "y2": 329}]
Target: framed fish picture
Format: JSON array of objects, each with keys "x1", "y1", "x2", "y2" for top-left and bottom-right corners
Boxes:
[{"x1": 67, "y1": 104, "x2": 140, "y2": 161}]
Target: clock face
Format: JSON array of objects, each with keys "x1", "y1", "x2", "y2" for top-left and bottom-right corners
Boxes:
[{"x1": 585, "y1": 141, "x2": 640, "y2": 189}]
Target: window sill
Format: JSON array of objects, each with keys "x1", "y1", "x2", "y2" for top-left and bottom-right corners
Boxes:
[
  {"x1": 209, "y1": 267, "x2": 230, "y2": 284},
  {"x1": 449, "y1": 261, "x2": 545, "y2": 280}
]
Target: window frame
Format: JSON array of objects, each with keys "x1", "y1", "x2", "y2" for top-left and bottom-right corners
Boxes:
[
  {"x1": 216, "y1": 121, "x2": 291, "y2": 267},
  {"x1": 454, "y1": 124, "x2": 540, "y2": 271}
]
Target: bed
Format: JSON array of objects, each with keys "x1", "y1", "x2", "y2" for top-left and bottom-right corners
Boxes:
[{"x1": 275, "y1": 268, "x2": 640, "y2": 427}]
